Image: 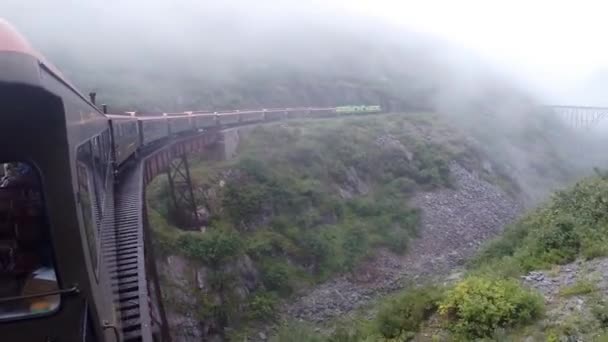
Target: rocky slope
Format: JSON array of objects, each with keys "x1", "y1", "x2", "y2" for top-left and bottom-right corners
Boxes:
[
  {"x1": 521, "y1": 258, "x2": 608, "y2": 340},
  {"x1": 284, "y1": 163, "x2": 521, "y2": 324}
]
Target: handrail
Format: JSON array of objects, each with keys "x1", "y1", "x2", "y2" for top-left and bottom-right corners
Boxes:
[{"x1": 0, "y1": 285, "x2": 79, "y2": 303}]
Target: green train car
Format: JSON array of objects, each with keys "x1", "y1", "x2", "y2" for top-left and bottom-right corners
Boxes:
[{"x1": 335, "y1": 105, "x2": 382, "y2": 114}]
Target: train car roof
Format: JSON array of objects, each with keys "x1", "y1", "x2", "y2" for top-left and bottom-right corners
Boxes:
[
  {"x1": 0, "y1": 19, "x2": 101, "y2": 113},
  {"x1": 137, "y1": 115, "x2": 168, "y2": 121},
  {"x1": 106, "y1": 114, "x2": 138, "y2": 120}
]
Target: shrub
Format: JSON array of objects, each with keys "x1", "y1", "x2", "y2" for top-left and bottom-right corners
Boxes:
[
  {"x1": 559, "y1": 280, "x2": 597, "y2": 297},
  {"x1": 176, "y1": 229, "x2": 243, "y2": 266},
  {"x1": 260, "y1": 260, "x2": 292, "y2": 294},
  {"x1": 385, "y1": 228, "x2": 410, "y2": 254},
  {"x1": 248, "y1": 292, "x2": 277, "y2": 321},
  {"x1": 472, "y1": 222, "x2": 530, "y2": 264},
  {"x1": 592, "y1": 300, "x2": 608, "y2": 327},
  {"x1": 342, "y1": 224, "x2": 369, "y2": 269},
  {"x1": 388, "y1": 177, "x2": 417, "y2": 194},
  {"x1": 534, "y1": 216, "x2": 581, "y2": 264},
  {"x1": 376, "y1": 286, "x2": 444, "y2": 339},
  {"x1": 439, "y1": 276, "x2": 544, "y2": 339},
  {"x1": 246, "y1": 230, "x2": 300, "y2": 259},
  {"x1": 222, "y1": 182, "x2": 267, "y2": 224},
  {"x1": 298, "y1": 230, "x2": 334, "y2": 274},
  {"x1": 270, "y1": 322, "x2": 325, "y2": 342},
  {"x1": 148, "y1": 208, "x2": 179, "y2": 255},
  {"x1": 582, "y1": 239, "x2": 608, "y2": 260}
]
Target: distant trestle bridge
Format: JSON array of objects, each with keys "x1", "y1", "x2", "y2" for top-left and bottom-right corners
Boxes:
[{"x1": 546, "y1": 105, "x2": 608, "y2": 129}]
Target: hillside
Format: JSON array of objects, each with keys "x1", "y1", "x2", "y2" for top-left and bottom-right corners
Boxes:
[
  {"x1": 279, "y1": 166, "x2": 608, "y2": 342},
  {"x1": 144, "y1": 111, "x2": 596, "y2": 341}
]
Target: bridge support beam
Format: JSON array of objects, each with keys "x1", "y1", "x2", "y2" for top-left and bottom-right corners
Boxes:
[{"x1": 166, "y1": 154, "x2": 199, "y2": 229}]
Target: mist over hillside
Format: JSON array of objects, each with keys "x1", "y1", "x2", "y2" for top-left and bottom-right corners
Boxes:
[{"x1": 3, "y1": 0, "x2": 530, "y2": 114}]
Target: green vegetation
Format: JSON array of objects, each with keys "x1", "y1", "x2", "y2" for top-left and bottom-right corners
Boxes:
[
  {"x1": 265, "y1": 152, "x2": 608, "y2": 341},
  {"x1": 472, "y1": 172, "x2": 608, "y2": 277},
  {"x1": 266, "y1": 285, "x2": 446, "y2": 342},
  {"x1": 592, "y1": 300, "x2": 608, "y2": 328},
  {"x1": 148, "y1": 113, "x2": 482, "y2": 333},
  {"x1": 438, "y1": 276, "x2": 543, "y2": 339},
  {"x1": 559, "y1": 279, "x2": 598, "y2": 297},
  {"x1": 270, "y1": 323, "x2": 325, "y2": 342},
  {"x1": 248, "y1": 291, "x2": 278, "y2": 321},
  {"x1": 176, "y1": 228, "x2": 243, "y2": 267},
  {"x1": 375, "y1": 286, "x2": 444, "y2": 339}
]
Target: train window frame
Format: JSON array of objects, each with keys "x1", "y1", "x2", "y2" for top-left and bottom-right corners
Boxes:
[
  {"x1": 75, "y1": 141, "x2": 102, "y2": 282},
  {"x1": 0, "y1": 160, "x2": 63, "y2": 322}
]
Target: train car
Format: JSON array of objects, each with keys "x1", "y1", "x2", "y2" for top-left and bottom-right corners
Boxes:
[
  {"x1": 192, "y1": 112, "x2": 218, "y2": 130},
  {"x1": 107, "y1": 114, "x2": 140, "y2": 166},
  {"x1": 167, "y1": 114, "x2": 192, "y2": 136},
  {"x1": 239, "y1": 110, "x2": 265, "y2": 123},
  {"x1": 138, "y1": 116, "x2": 169, "y2": 146},
  {"x1": 216, "y1": 112, "x2": 241, "y2": 126},
  {"x1": 366, "y1": 105, "x2": 382, "y2": 113},
  {"x1": 0, "y1": 20, "x2": 119, "y2": 341},
  {"x1": 286, "y1": 108, "x2": 310, "y2": 119},
  {"x1": 335, "y1": 105, "x2": 382, "y2": 114},
  {"x1": 308, "y1": 107, "x2": 336, "y2": 118},
  {"x1": 263, "y1": 109, "x2": 286, "y2": 121}
]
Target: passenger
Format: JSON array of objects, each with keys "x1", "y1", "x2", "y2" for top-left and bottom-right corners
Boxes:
[
  {"x1": 0, "y1": 162, "x2": 36, "y2": 188},
  {"x1": 0, "y1": 163, "x2": 16, "y2": 187},
  {"x1": 0, "y1": 240, "x2": 15, "y2": 273}
]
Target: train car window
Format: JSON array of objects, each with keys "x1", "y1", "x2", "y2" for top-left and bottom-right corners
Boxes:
[
  {"x1": 76, "y1": 142, "x2": 100, "y2": 279},
  {"x1": 0, "y1": 161, "x2": 60, "y2": 320},
  {"x1": 127, "y1": 122, "x2": 136, "y2": 136}
]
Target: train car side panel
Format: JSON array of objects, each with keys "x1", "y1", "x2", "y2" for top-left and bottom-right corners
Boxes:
[
  {"x1": 193, "y1": 114, "x2": 218, "y2": 129},
  {"x1": 240, "y1": 111, "x2": 265, "y2": 123},
  {"x1": 108, "y1": 115, "x2": 139, "y2": 166},
  {"x1": 217, "y1": 113, "x2": 241, "y2": 126},
  {"x1": 140, "y1": 118, "x2": 169, "y2": 145},
  {"x1": 168, "y1": 116, "x2": 192, "y2": 135}
]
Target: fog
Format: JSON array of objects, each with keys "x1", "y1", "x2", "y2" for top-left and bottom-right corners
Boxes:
[
  {"x1": 1, "y1": 0, "x2": 533, "y2": 111},
  {"x1": 2, "y1": 0, "x2": 608, "y2": 204}
]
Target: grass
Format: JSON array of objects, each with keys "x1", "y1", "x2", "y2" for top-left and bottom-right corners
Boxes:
[
  {"x1": 559, "y1": 280, "x2": 597, "y2": 297},
  {"x1": 471, "y1": 171, "x2": 608, "y2": 278}
]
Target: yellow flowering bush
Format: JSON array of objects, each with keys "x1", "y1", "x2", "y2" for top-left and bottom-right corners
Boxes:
[{"x1": 439, "y1": 276, "x2": 543, "y2": 339}]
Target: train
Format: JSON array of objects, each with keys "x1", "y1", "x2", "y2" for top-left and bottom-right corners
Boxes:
[
  {"x1": 0, "y1": 19, "x2": 382, "y2": 342},
  {"x1": 335, "y1": 105, "x2": 382, "y2": 114},
  {"x1": 107, "y1": 105, "x2": 382, "y2": 168}
]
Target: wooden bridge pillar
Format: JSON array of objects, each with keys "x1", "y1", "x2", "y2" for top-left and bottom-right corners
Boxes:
[{"x1": 166, "y1": 154, "x2": 199, "y2": 229}]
